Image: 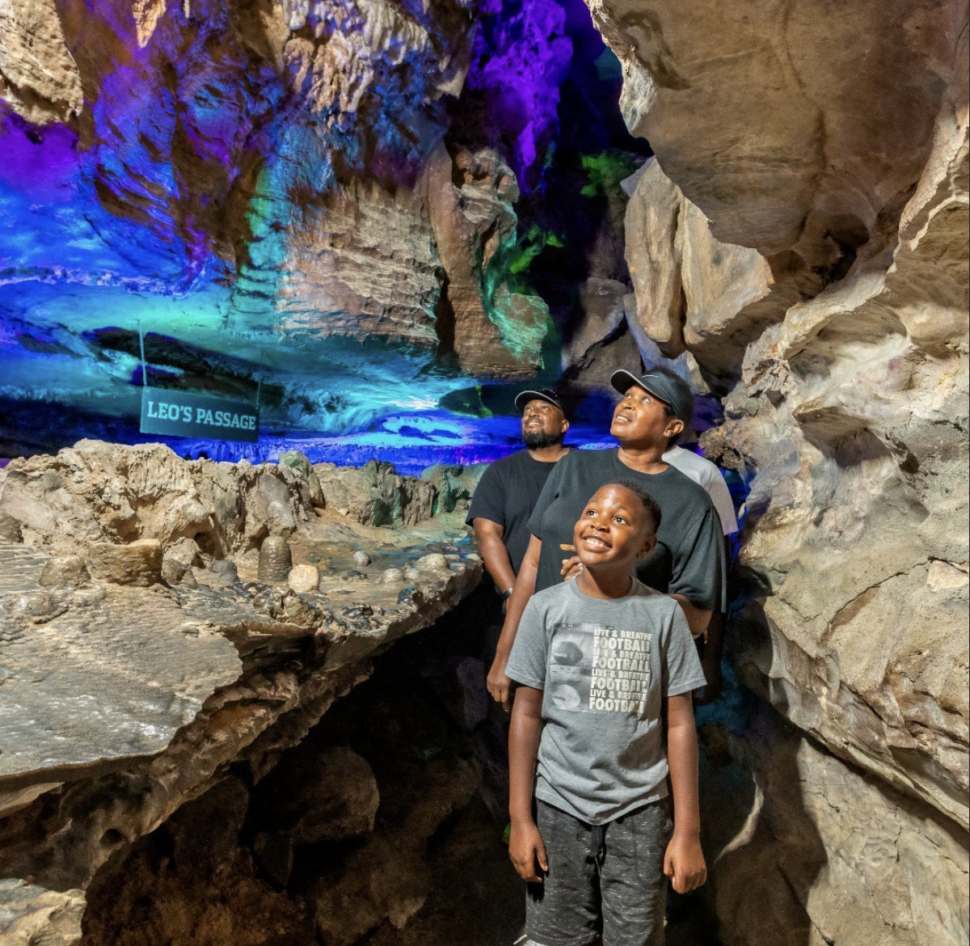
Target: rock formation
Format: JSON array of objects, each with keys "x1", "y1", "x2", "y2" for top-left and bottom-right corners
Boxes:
[
  {"x1": 0, "y1": 442, "x2": 487, "y2": 943},
  {"x1": 595, "y1": 0, "x2": 969, "y2": 942}
]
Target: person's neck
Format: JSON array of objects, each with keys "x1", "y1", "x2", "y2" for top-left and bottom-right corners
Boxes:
[
  {"x1": 616, "y1": 441, "x2": 669, "y2": 474},
  {"x1": 527, "y1": 442, "x2": 569, "y2": 463},
  {"x1": 576, "y1": 565, "x2": 634, "y2": 600}
]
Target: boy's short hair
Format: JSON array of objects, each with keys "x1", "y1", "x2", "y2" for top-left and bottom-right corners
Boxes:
[{"x1": 605, "y1": 480, "x2": 662, "y2": 535}]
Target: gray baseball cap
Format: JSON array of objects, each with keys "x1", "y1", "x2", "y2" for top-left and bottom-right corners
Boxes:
[
  {"x1": 609, "y1": 369, "x2": 694, "y2": 426},
  {"x1": 514, "y1": 389, "x2": 566, "y2": 414}
]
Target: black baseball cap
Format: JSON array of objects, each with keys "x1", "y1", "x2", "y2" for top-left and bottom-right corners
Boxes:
[
  {"x1": 514, "y1": 389, "x2": 565, "y2": 414},
  {"x1": 609, "y1": 369, "x2": 695, "y2": 426}
]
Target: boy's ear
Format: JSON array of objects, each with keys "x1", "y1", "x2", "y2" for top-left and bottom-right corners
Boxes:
[{"x1": 639, "y1": 534, "x2": 658, "y2": 559}]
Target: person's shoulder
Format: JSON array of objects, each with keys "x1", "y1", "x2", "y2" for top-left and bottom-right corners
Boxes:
[
  {"x1": 560, "y1": 447, "x2": 613, "y2": 475},
  {"x1": 664, "y1": 446, "x2": 721, "y2": 486},
  {"x1": 533, "y1": 581, "x2": 573, "y2": 607},
  {"x1": 662, "y1": 461, "x2": 717, "y2": 511},
  {"x1": 631, "y1": 580, "x2": 680, "y2": 614},
  {"x1": 482, "y1": 450, "x2": 529, "y2": 478}
]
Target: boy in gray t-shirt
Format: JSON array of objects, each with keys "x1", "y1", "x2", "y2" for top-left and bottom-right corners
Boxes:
[{"x1": 506, "y1": 481, "x2": 707, "y2": 946}]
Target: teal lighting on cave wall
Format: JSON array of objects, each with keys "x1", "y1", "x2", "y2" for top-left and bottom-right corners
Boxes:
[{"x1": 0, "y1": 0, "x2": 646, "y2": 471}]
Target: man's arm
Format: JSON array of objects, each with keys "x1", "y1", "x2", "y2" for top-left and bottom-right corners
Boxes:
[
  {"x1": 663, "y1": 693, "x2": 707, "y2": 894},
  {"x1": 508, "y1": 686, "x2": 547, "y2": 883},
  {"x1": 472, "y1": 517, "x2": 516, "y2": 596},
  {"x1": 487, "y1": 534, "x2": 541, "y2": 710},
  {"x1": 669, "y1": 594, "x2": 712, "y2": 639}
]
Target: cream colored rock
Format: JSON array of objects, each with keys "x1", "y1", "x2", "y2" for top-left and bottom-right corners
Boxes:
[
  {"x1": 277, "y1": 179, "x2": 441, "y2": 349},
  {"x1": 414, "y1": 553, "x2": 449, "y2": 572},
  {"x1": 0, "y1": 442, "x2": 312, "y2": 556},
  {"x1": 287, "y1": 563, "x2": 320, "y2": 594},
  {"x1": 585, "y1": 0, "x2": 967, "y2": 274},
  {"x1": 0, "y1": 0, "x2": 83, "y2": 124},
  {"x1": 624, "y1": 159, "x2": 809, "y2": 383},
  {"x1": 706, "y1": 707, "x2": 969, "y2": 946},
  {"x1": 0, "y1": 880, "x2": 84, "y2": 946}
]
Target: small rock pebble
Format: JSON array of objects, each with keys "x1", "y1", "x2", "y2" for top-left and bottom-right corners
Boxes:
[
  {"x1": 352, "y1": 551, "x2": 371, "y2": 567},
  {"x1": 380, "y1": 567, "x2": 404, "y2": 584},
  {"x1": 288, "y1": 564, "x2": 320, "y2": 593},
  {"x1": 207, "y1": 559, "x2": 239, "y2": 586},
  {"x1": 415, "y1": 553, "x2": 449, "y2": 572}
]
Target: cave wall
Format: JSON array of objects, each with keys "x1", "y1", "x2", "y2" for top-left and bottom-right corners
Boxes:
[
  {"x1": 590, "y1": 0, "x2": 969, "y2": 942},
  {"x1": 0, "y1": 0, "x2": 646, "y2": 461}
]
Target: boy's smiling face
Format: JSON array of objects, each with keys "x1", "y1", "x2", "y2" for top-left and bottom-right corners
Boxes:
[{"x1": 572, "y1": 484, "x2": 657, "y2": 572}]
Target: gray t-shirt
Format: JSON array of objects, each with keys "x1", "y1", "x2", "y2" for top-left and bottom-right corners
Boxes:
[{"x1": 506, "y1": 579, "x2": 706, "y2": 826}]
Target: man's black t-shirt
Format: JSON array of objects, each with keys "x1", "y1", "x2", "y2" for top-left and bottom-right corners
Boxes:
[
  {"x1": 527, "y1": 449, "x2": 727, "y2": 612},
  {"x1": 467, "y1": 451, "x2": 561, "y2": 575}
]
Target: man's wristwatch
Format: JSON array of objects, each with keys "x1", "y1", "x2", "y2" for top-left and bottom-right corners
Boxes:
[{"x1": 501, "y1": 586, "x2": 514, "y2": 600}]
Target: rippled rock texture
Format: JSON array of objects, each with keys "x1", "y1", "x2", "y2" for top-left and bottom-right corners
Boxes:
[
  {"x1": 597, "y1": 1, "x2": 969, "y2": 942},
  {"x1": 0, "y1": 442, "x2": 486, "y2": 943},
  {"x1": 0, "y1": 0, "x2": 581, "y2": 455}
]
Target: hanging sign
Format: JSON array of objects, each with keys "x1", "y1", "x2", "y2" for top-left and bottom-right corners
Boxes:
[{"x1": 140, "y1": 388, "x2": 259, "y2": 443}]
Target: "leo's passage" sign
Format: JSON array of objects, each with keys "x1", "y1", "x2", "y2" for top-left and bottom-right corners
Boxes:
[{"x1": 140, "y1": 388, "x2": 259, "y2": 443}]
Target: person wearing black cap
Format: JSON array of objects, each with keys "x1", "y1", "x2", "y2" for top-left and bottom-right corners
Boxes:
[
  {"x1": 487, "y1": 368, "x2": 726, "y2": 710},
  {"x1": 467, "y1": 390, "x2": 570, "y2": 601}
]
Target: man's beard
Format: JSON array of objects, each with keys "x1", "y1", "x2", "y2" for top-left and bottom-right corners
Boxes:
[{"x1": 523, "y1": 429, "x2": 565, "y2": 449}]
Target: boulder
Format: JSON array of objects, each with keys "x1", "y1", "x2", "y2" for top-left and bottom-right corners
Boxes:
[{"x1": 86, "y1": 539, "x2": 163, "y2": 587}]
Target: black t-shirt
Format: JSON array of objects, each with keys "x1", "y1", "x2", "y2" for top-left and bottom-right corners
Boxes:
[
  {"x1": 467, "y1": 450, "x2": 562, "y2": 575},
  {"x1": 527, "y1": 449, "x2": 727, "y2": 611}
]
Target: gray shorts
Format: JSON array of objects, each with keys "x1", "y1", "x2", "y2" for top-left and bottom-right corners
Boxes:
[{"x1": 525, "y1": 798, "x2": 673, "y2": 946}]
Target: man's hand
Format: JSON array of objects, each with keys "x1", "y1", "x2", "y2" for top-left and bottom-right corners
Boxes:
[
  {"x1": 487, "y1": 654, "x2": 513, "y2": 711},
  {"x1": 663, "y1": 830, "x2": 707, "y2": 894},
  {"x1": 559, "y1": 543, "x2": 582, "y2": 582},
  {"x1": 509, "y1": 820, "x2": 548, "y2": 883}
]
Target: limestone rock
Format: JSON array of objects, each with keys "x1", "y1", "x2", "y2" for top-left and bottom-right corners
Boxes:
[
  {"x1": 314, "y1": 459, "x2": 438, "y2": 527},
  {"x1": 427, "y1": 143, "x2": 551, "y2": 378},
  {"x1": 160, "y1": 555, "x2": 191, "y2": 586},
  {"x1": 561, "y1": 277, "x2": 629, "y2": 372},
  {"x1": 0, "y1": 511, "x2": 22, "y2": 543},
  {"x1": 0, "y1": 445, "x2": 483, "y2": 898},
  {"x1": 37, "y1": 555, "x2": 89, "y2": 589},
  {"x1": 0, "y1": 442, "x2": 313, "y2": 557},
  {"x1": 262, "y1": 746, "x2": 380, "y2": 847},
  {"x1": 86, "y1": 539, "x2": 163, "y2": 587},
  {"x1": 0, "y1": 0, "x2": 83, "y2": 124},
  {"x1": 206, "y1": 559, "x2": 239, "y2": 586},
  {"x1": 703, "y1": 705, "x2": 969, "y2": 946},
  {"x1": 287, "y1": 563, "x2": 320, "y2": 594},
  {"x1": 600, "y1": 3, "x2": 970, "y2": 939},
  {"x1": 624, "y1": 159, "x2": 809, "y2": 384},
  {"x1": 585, "y1": 0, "x2": 967, "y2": 275},
  {"x1": 277, "y1": 179, "x2": 441, "y2": 350},
  {"x1": 258, "y1": 536, "x2": 293, "y2": 583},
  {"x1": 420, "y1": 464, "x2": 483, "y2": 514},
  {"x1": 0, "y1": 879, "x2": 84, "y2": 946},
  {"x1": 415, "y1": 553, "x2": 450, "y2": 573}
]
